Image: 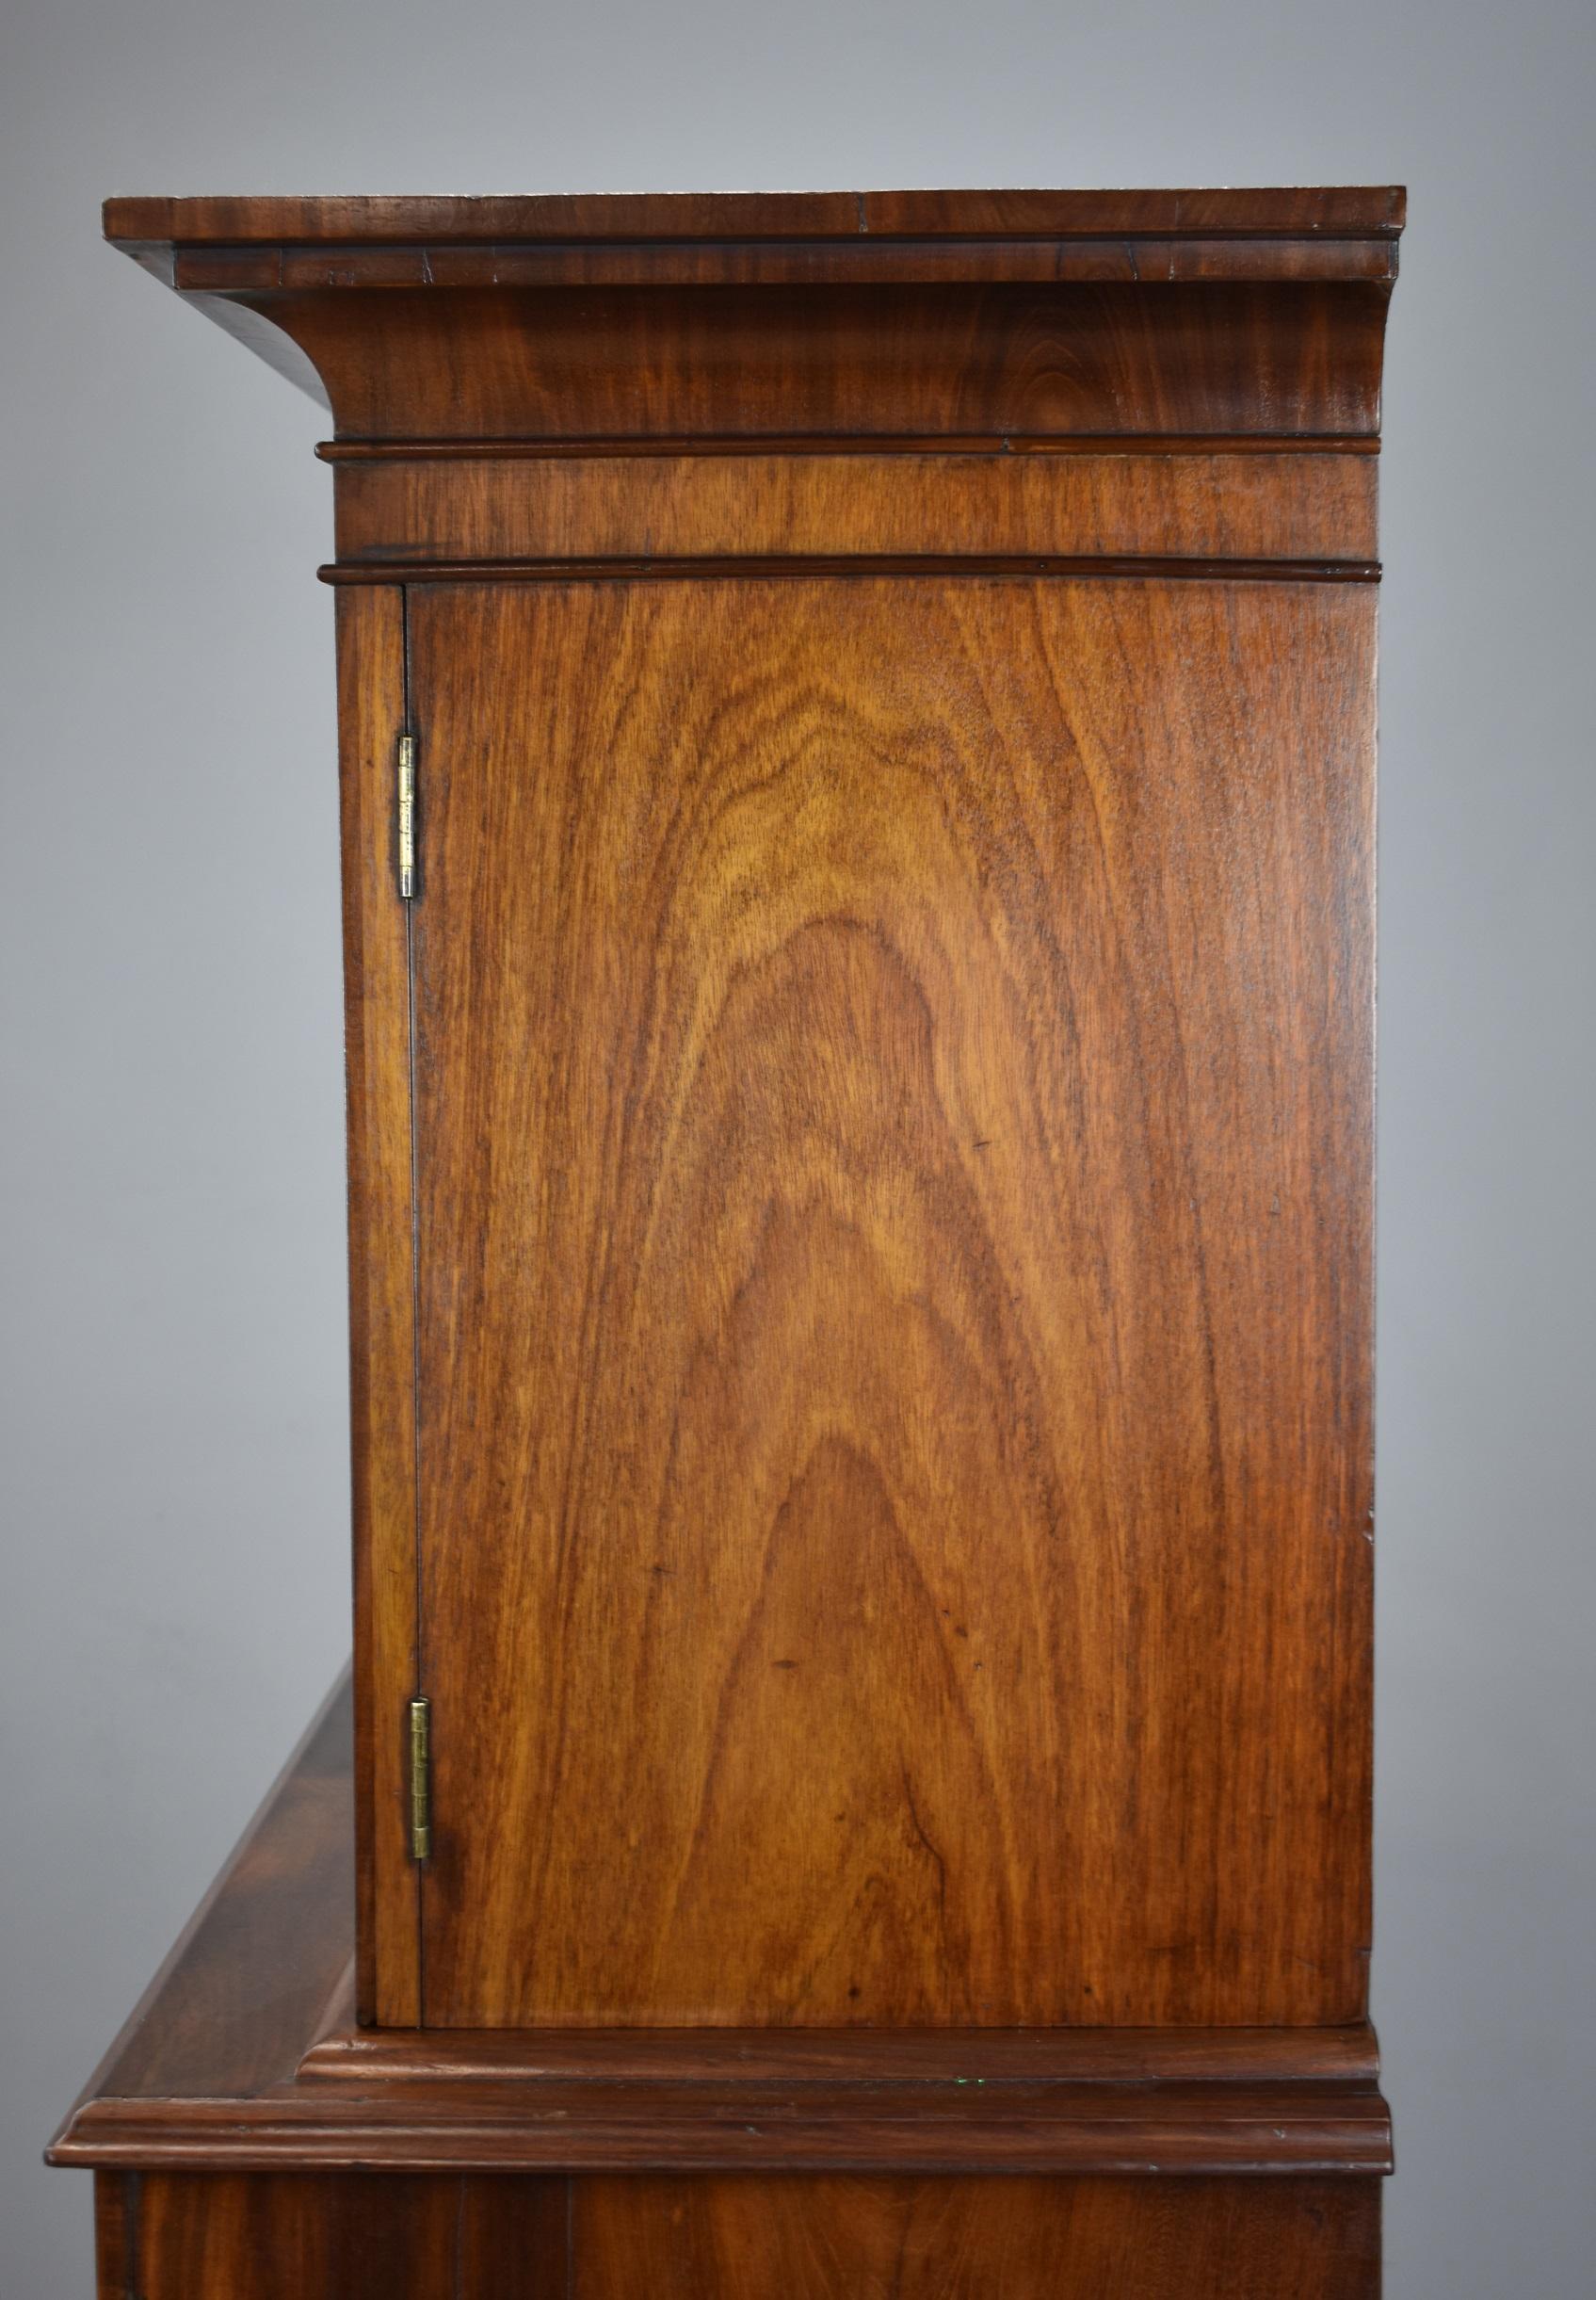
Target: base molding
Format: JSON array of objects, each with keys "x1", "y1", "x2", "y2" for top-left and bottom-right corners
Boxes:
[{"x1": 56, "y1": 1676, "x2": 1388, "y2": 2293}]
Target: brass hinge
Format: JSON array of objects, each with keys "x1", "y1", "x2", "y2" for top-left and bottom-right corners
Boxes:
[
  {"x1": 396, "y1": 732, "x2": 418, "y2": 899},
  {"x1": 407, "y1": 1695, "x2": 431, "y2": 1861}
]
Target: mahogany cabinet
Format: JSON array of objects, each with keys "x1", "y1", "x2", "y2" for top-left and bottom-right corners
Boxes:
[{"x1": 53, "y1": 187, "x2": 1401, "y2": 2295}]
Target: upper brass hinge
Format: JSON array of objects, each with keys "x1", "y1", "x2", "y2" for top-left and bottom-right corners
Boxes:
[
  {"x1": 408, "y1": 1695, "x2": 431, "y2": 1861},
  {"x1": 396, "y1": 731, "x2": 418, "y2": 899}
]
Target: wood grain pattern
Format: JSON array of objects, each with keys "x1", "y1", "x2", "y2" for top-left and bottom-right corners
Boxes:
[
  {"x1": 330, "y1": 451, "x2": 1376, "y2": 568},
  {"x1": 406, "y1": 573, "x2": 1373, "y2": 2029},
  {"x1": 214, "y1": 281, "x2": 1394, "y2": 440},
  {"x1": 68, "y1": 186, "x2": 1398, "y2": 2299},
  {"x1": 62, "y1": 2081, "x2": 1394, "y2": 2179},
  {"x1": 109, "y1": 2173, "x2": 566, "y2": 2299},
  {"x1": 573, "y1": 2176, "x2": 1381, "y2": 2300},
  {"x1": 299, "y1": 2021, "x2": 1382, "y2": 2087},
  {"x1": 861, "y1": 186, "x2": 1405, "y2": 237},
  {"x1": 49, "y1": 1663, "x2": 1389, "y2": 2180},
  {"x1": 104, "y1": 193, "x2": 1400, "y2": 448},
  {"x1": 334, "y1": 585, "x2": 421, "y2": 2025},
  {"x1": 104, "y1": 186, "x2": 1405, "y2": 246},
  {"x1": 168, "y1": 238, "x2": 1397, "y2": 292},
  {"x1": 92, "y1": 2171, "x2": 134, "y2": 2296},
  {"x1": 98, "y1": 2171, "x2": 1378, "y2": 2300},
  {"x1": 50, "y1": 1683, "x2": 1389, "y2": 2198}
]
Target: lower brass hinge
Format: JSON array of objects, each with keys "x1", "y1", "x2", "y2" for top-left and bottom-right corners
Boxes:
[{"x1": 408, "y1": 1695, "x2": 431, "y2": 1861}]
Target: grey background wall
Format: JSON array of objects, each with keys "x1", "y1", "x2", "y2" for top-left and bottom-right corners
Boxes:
[{"x1": 3, "y1": 3, "x2": 1592, "y2": 2292}]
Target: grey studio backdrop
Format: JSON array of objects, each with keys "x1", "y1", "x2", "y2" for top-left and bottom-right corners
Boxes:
[{"x1": 3, "y1": 5, "x2": 1592, "y2": 2293}]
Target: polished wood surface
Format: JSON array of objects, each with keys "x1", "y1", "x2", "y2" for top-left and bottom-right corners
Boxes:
[
  {"x1": 72, "y1": 186, "x2": 1399, "y2": 2292},
  {"x1": 573, "y1": 2177, "x2": 1380, "y2": 2300},
  {"x1": 104, "y1": 188, "x2": 1399, "y2": 439},
  {"x1": 155, "y1": 241, "x2": 1401, "y2": 291},
  {"x1": 49, "y1": 1678, "x2": 1390, "y2": 2179},
  {"x1": 330, "y1": 449, "x2": 1377, "y2": 567},
  {"x1": 299, "y1": 2019, "x2": 1383, "y2": 2087},
  {"x1": 96, "y1": 2173, "x2": 568, "y2": 2300},
  {"x1": 99, "y1": 2170, "x2": 1378, "y2": 2299},
  {"x1": 402, "y1": 573, "x2": 1372, "y2": 2028},
  {"x1": 56, "y1": 1680, "x2": 1386, "y2": 2289},
  {"x1": 63, "y1": 2082, "x2": 1395, "y2": 2179},
  {"x1": 100, "y1": 179, "x2": 1397, "y2": 2051},
  {"x1": 334, "y1": 588, "x2": 423, "y2": 2027},
  {"x1": 105, "y1": 186, "x2": 1406, "y2": 244},
  {"x1": 180, "y1": 283, "x2": 1396, "y2": 440}
]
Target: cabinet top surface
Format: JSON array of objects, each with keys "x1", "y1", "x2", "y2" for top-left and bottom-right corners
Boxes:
[{"x1": 104, "y1": 186, "x2": 1405, "y2": 248}]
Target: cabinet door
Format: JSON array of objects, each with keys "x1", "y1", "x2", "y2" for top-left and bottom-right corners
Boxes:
[{"x1": 402, "y1": 575, "x2": 1373, "y2": 2028}]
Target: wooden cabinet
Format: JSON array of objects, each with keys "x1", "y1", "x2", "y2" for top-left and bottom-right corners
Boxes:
[{"x1": 54, "y1": 187, "x2": 1401, "y2": 2295}]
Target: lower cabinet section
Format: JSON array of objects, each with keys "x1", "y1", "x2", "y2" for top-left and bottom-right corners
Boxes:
[
  {"x1": 578, "y1": 2177, "x2": 1380, "y2": 2298},
  {"x1": 93, "y1": 2174, "x2": 566, "y2": 2300},
  {"x1": 98, "y1": 2172, "x2": 1380, "y2": 2299},
  {"x1": 57, "y1": 1687, "x2": 1391, "y2": 2300}
]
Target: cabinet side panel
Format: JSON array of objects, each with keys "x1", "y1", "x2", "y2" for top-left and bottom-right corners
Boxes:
[
  {"x1": 93, "y1": 2174, "x2": 136, "y2": 2300},
  {"x1": 410, "y1": 575, "x2": 1373, "y2": 2028},
  {"x1": 336, "y1": 585, "x2": 421, "y2": 2023},
  {"x1": 127, "y1": 2175, "x2": 567, "y2": 2300},
  {"x1": 572, "y1": 2176, "x2": 1381, "y2": 2300}
]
